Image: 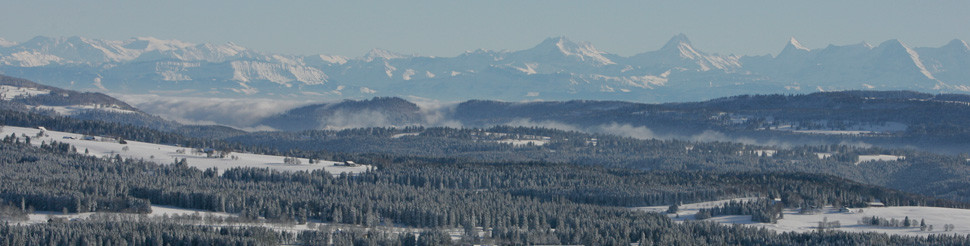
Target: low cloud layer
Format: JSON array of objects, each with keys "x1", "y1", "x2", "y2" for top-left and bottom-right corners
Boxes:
[
  {"x1": 407, "y1": 96, "x2": 463, "y2": 128},
  {"x1": 118, "y1": 95, "x2": 866, "y2": 149},
  {"x1": 594, "y1": 123, "x2": 659, "y2": 140},
  {"x1": 116, "y1": 94, "x2": 314, "y2": 129},
  {"x1": 504, "y1": 120, "x2": 831, "y2": 149},
  {"x1": 503, "y1": 118, "x2": 583, "y2": 132}
]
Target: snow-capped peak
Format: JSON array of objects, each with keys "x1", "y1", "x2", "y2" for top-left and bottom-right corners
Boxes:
[
  {"x1": 662, "y1": 33, "x2": 693, "y2": 50},
  {"x1": 628, "y1": 34, "x2": 740, "y2": 72},
  {"x1": 527, "y1": 36, "x2": 615, "y2": 65},
  {"x1": 876, "y1": 39, "x2": 935, "y2": 80},
  {"x1": 363, "y1": 48, "x2": 406, "y2": 62},
  {"x1": 777, "y1": 37, "x2": 813, "y2": 59},
  {"x1": 126, "y1": 37, "x2": 196, "y2": 52},
  {"x1": 0, "y1": 38, "x2": 15, "y2": 47},
  {"x1": 224, "y1": 42, "x2": 246, "y2": 52},
  {"x1": 314, "y1": 54, "x2": 349, "y2": 65},
  {"x1": 787, "y1": 37, "x2": 810, "y2": 51},
  {"x1": 659, "y1": 34, "x2": 705, "y2": 60}
]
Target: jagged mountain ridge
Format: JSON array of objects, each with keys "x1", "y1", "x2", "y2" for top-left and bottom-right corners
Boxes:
[{"x1": 0, "y1": 35, "x2": 968, "y2": 102}]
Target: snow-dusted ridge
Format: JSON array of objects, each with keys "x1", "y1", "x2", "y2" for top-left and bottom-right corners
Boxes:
[{"x1": 0, "y1": 85, "x2": 50, "y2": 100}]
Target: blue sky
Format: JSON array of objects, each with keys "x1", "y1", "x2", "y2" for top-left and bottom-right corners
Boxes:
[{"x1": 2, "y1": 1, "x2": 968, "y2": 57}]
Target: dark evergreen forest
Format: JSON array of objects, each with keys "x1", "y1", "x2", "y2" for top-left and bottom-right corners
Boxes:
[
  {"x1": 3, "y1": 125, "x2": 970, "y2": 244},
  {"x1": 4, "y1": 84, "x2": 970, "y2": 244}
]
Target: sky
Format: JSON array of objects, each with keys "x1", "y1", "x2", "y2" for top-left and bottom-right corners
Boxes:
[{"x1": 2, "y1": 1, "x2": 969, "y2": 57}]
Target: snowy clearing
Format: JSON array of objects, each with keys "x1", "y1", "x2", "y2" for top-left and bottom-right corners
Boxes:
[
  {"x1": 14, "y1": 206, "x2": 318, "y2": 233},
  {"x1": 20, "y1": 205, "x2": 234, "y2": 225},
  {"x1": 0, "y1": 126, "x2": 371, "y2": 175},
  {"x1": 14, "y1": 205, "x2": 478, "y2": 240},
  {"x1": 636, "y1": 199, "x2": 970, "y2": 236},
  {"x1": 856, "y1": 154, "x2": 905, "y2": 164},
  {"x1": 633, "y1": 197, "x2": 759, "y2": 220},
  {"x1": 495, "y1": 139, "x2": 548, "y2": 147},
  {"x1": 390, "y1": 132, "x2": 420, "y2": 138},
  {"x1": 708, "y1": 206, "x2": 970, "y2": 236},
  {"x1": 791, "y1": 130, "x2": 874, "y2": 135},
  {"x1": 0, "y1": 85, "x2": 50, "y2": 100}
]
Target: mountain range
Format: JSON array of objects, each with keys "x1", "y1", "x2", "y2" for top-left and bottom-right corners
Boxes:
[{"x1": 1, "y1": 35, "x2": 968, "y2": 102}]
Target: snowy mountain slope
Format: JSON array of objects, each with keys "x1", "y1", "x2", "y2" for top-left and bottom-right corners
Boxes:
[
  {"x1": 0, "y1": 38, "x2": 16, "y2": 47},
  {"x1": 1, "y1": 35, "x2": 969, "y2": 102},
  {"x1": 626, "y1": 34, "x2": 742, "y2": 72},
  {"x1": 509, "y1": 36, "x2": 617, "y2": 68},
  {"x1": 915, "y1": 39, "x2": 970, "y2": 90}
]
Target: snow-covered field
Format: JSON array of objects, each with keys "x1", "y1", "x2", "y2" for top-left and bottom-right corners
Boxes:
[
  {"x1": 21, "y1": 205, "x2": 234, "y2": 225},
  {"x1": 856, "y1": 154, "x2": 905, "y2": 164},
  {"x1": 709, "y1": 206, "x2": 970, "y2": 236},
  {"x1": 17, "y1": 205, "x2": 475, "y2": 240},
  {"x1": 495, "y1": 139, "x2": 548, "y2": 146},
  {"x1": 636, "y1": 199, "x2": 970, "y2": 236},
  {"x1": 634, "y1": 197, "x2": 759, "y2": 220},
  {"x1": 390, "y1": 132, "x2": 421, "y2": 138},
  {"x1": 0, "y1": 126, "x2": 371, "y2": 175},
  {"x1": 0, "y1": 85, "x2": 50, "y2": 100},
  {"x1": 14, "y1": 205, "x2": 320, "y2": 232},
  {"x1": 752, "y1": 149, "x2": 776, "y2": 157},
  {"x1": 791, "y1": 130, "x2": 875, "y2": 135}
]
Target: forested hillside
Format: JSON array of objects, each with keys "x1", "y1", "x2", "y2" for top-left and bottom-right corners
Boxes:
[
  {"x1": 222, "y1": 126, "x2": 970, "y2": 203},
  {"x1": 2, "y1": 135, "x2": 970, "y2": 245},
  {"x1": 4, "y1": 79, "x2": 970, "y2": 244}
]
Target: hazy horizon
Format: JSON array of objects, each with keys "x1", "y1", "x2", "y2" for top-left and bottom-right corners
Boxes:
[{"x1": 3, "y1": 0, "x2": 969, "y2": 57}]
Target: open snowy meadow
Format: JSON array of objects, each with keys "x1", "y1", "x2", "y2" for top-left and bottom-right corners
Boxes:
[
  {"x1": 0, "y1": 126, "x2": 371, "y2": 175},
  {"x1": 636, "y1": 199, "x2": 970, "y2": 237}
]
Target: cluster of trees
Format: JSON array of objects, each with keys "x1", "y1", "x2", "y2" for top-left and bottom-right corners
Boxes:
[
  {"x1": 817, "y1": 217, "x2": 842, "y2": 232},
  {"x1": 297, "y1": 228, "x2": 454, "y2": 246},
  {"x1": 283, "y1": 157, "x2": 302, "y2": 165},
  {"x1": 859, "y1": 216, "x2": 922, "y2": 229},
  {"x1": 694, "y1": 199, "x2": 784, "y2": 223},
  {"x1": 0, "y1": 202, "x2": 27, "y2": 221},
  {"x1": 855, "y1": 216, "x2": 958, "y2": 232}
]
